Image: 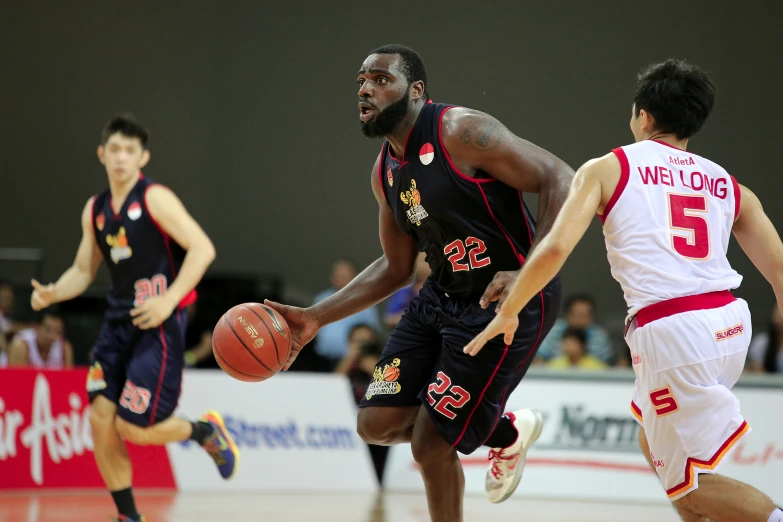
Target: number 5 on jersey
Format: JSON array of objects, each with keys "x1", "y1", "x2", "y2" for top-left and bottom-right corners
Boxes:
[
  {"x1": 444, "y1": 236, "x2": 491, "y2": 272},
  {"x1": 668, "y1": 193, "x2": 710, "y2": 260}
]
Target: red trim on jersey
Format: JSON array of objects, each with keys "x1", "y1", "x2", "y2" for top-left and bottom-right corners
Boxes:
[
  {"x1": 477, "y1": 184, "x2": 525, "y2": 265},
  {"x1": 635, "y1": 290, "x2": 736, "y2": 328},
  {"x1": 143, "y1": 184, "x2": 198, "y2": 310},
  {"x1": 109, "y1": 173, "x2": 145, "y2": 219},
  {"x1": 517, "y1": 191, "x2": 534, "y2": 246},
  {"x1": 730, "y1": 175, "x2": 741, "y2": 222},
  {"x1": 453, "y1": 344, "x2": 509, "y2": 449},
  {"x1": 388, "y1": 125, "x2": 414, "y2": 167},
  {"x1": 148, "y1": 324, "x2": 169, "y2": 426},
  {"x1": 599, "y1": 147, "x2": 631, "y2": 223},
  {"x1": 438, "y1": 107, "x2": 495, "y2": 184},
  {"x1": 649, "y1": 139, "x2": 685, "y2": 151},
  {"x1": 377, "y1": 143, "x2": 386, "y2": 199}
]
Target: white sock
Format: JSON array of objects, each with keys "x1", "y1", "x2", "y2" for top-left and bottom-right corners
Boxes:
[{"x1": 767, "y1": 508, "x2": 783, "y2": 522}]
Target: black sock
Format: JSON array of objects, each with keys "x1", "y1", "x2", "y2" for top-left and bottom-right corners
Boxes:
[
  {"x1": 110, "y1": 487, "x2": 139, "y2": 519},
  {"x1": 189, "y1": 420, "x2": 215, "y2": 445},
  {"x1": 484, "y1": 415, "x2": 518, "y2": 449}
]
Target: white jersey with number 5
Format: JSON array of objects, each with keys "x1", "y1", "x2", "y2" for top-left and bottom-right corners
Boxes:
[{"x1": 599, "y1": 139, "x2": 743, "y2": 320}]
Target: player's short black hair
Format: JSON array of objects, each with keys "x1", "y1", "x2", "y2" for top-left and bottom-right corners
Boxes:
[
  {"x1": 633, "y1": 59, "x2": 715, "y2": 140},
  {"x1": 562, "y1": 327, "x2": 587, "y2": 347},
  {"x1": 369, "y1": 44, "x2": 429, "y2": 101},
  {"x1": 565, "y1": 293, "x2": 596, "y2": 312},
  {"x1": 101, "y1": 114, "x2": 149, "y2": 148}
]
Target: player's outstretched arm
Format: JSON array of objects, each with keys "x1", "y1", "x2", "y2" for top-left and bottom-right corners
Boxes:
[
  {"x1": 464, "y1": 157, "x2": 607, "y2": 355},
  {"x1": 440, "y1": 108, "x2": 575, "y2": 252},
  {"x1": 31, "y1": 197, "x2": 104, "y2": 311},
  {"x1": 132, "y1": 185, "x2": 216, "y2": 329},
  {"x1": 309, "y1": 155, "x2": 420, "y2": 326},
  {"x1": 733, "y1": 184, "x2": 783, "y2": 310},
  {"x1": 266, "y1": 155, "x2": 419, "y2": 370}
]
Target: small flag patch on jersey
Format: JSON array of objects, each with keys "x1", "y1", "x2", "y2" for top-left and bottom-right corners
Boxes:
[
  {"x1": 419, "y1": 143, "x2": 434, "y2": 165},
  {"x1": 96, "y1": 213, "x2": 105, "y2": 231},
  {"x1": 128, "y1": 201, "x2": 142, "y2": 221},
  {"x1": 387, "y1": 166, "x2": 394, "y2": 186}
]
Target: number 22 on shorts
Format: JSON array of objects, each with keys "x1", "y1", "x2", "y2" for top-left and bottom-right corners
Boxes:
[
  {"x1": 650, "y1": 386, "x2": 679, "y2": 417},
  {"x1": 426, "y1": 371, "x2": 471, "y2": 420}
]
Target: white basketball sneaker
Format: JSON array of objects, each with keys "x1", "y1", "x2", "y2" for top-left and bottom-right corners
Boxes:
[{"x1": 485, "y1": 408, "x2": 544, "y2": 503}]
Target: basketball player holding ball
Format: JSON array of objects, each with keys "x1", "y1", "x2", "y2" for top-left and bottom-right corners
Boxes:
[
  {"x1": 30, "y1": 115, "x2": 239, "y2": 522},
  {"x1": 266, "y1": 45, "x2": 573, "y2": 522}
]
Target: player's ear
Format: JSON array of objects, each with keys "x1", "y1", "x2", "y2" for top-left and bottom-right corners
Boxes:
[
  {"x1": 140, "y1": 149, "x2": 151, "y2": 168},
  {"x1": 410, "y1": 80, "x2": 425, "y2": 101},
  {"x1": 639, "y1": 109, "x2": 656, "y2": 134},
  {"x1": 97, "y1": 145, "x2": 105, "y2": 165}
]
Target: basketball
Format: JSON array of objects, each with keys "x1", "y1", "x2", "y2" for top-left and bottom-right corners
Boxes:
[
  {"x1": 383, "y1": 366, "x2": 400, "y2": 382},
  {"x1": 211, "y1": 302, "x2": 292, "y2": 382}
]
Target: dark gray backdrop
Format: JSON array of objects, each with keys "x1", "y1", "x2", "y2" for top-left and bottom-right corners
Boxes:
[{"x1": 2, "y1": 1, "x2": 781, "y2": 328}]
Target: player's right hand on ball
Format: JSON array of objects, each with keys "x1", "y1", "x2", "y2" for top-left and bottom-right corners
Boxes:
[
  {"x1": 30, "y1": 279, "x2": 56, "y2": 311},
  {"x1": 263, "y1": 299, "x2": 320, "y2": 371}
]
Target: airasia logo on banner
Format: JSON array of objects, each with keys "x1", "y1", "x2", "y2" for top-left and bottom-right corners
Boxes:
[
  {"x1": 0, "y1": 368, "x2": 176, "y2": 489},
  {"x1": 0, "y1": 373, "x2": 92, "y2": 485}
]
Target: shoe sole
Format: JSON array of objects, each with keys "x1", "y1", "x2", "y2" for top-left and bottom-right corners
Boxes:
[
  {"x1": 489, "y1": 408, "x2": 544, "y2": 504},
  {"x1": 203, "y1": 410, "x2": 240, "y2": 481}
]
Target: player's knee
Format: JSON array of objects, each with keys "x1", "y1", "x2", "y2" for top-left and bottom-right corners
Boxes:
[
  {"x1": 356, "y1": 409, "x2": 399, "y2": 445},
  {"x1": 89, "y1": 400, "x2": 116, "y2": 434},
  {"x1": 410, "y1": 424, "x2": 453, "y2": 468},
  {"x1": 114, "y1": 417, "x2": 150, "y2": 445}
]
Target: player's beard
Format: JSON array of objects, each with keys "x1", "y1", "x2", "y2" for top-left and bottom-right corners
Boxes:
[{"x1": 360, "y1": 91, "x2": 410, "y2": 139}]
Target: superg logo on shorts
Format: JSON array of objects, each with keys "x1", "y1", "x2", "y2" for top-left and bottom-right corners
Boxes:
[{"x1": 715, "y1": 323, "x2": 744, "y2": 342}]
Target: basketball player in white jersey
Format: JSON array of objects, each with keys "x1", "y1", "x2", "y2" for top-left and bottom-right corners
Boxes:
[
  {"x1": 465, "y1": 59, "x2": 783, "y2": 522},
  {"x1": 1, "y1": 311, "x2": 73, "y2": 368}
]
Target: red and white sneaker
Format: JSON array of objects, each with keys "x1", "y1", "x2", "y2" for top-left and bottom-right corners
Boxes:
[{"x1": 485, "y1": 408, "x2": 544, "y2": 503}]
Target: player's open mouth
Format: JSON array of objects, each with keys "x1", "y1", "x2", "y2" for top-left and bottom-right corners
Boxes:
[{"x1": 359, "y1": 102, "x2": 376, "y2": 122}]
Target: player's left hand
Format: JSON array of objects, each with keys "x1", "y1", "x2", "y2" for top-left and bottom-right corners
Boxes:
[
  {"x1": 131, "y1": 296, "x2": 176, "y2": 330},
  {"x1": 479, "y1": 270, "x2": 520, "y2": 313},
  {"x1": 463, "y1": 311, "x2": 519, "y2": 356}
]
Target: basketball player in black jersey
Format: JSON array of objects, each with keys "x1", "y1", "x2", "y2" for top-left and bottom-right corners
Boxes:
[
  {"x1": 266, "y1": 45, "x2": 573, "y2": 521},
  {"x1": 30, "y1": 115, "x2": 239, "y2": 522}
]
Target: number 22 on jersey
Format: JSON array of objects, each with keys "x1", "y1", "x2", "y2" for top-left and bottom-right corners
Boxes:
[
  {"x1": 668, "y1": 193, "x2": 711, "y2": 260},
  {"x1": 444, "y1": 236, "x2": 491, "y2": 272}
]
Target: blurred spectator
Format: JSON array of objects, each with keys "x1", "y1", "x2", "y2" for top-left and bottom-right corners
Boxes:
[
  {"x1": 312, "y1": 258, "x2": 380, "y2": 370},
  {"x1": 547, "y1": 328, "x2": 607, "y2": 371},
  {"x1": 747, "y1": 302, "x2": 783, "y2": 374},
  {"x1": 0, "y1": 280, "x2": 16, "y2": 338},
  {"x1": 536, "y1": 294, "x2": 613, "y2": 365},
  {"x1": 0, "y1": 311, "x2": 73, "y2": 369},
  {"x1": 334, "y1": 323, "x2": 387, "y2": 484},
  {"x1": 384, "y1": 252, "x2": 431, "y2": 328}
]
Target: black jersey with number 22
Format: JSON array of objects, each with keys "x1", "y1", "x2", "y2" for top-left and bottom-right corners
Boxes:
[{"x1": 378, "y1": 101, "x2": 537, "y2": 300}]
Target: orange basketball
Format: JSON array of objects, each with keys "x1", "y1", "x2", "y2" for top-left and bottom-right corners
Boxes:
[
  {"x1": 211, "y1": 302, "x2": 292, "y2": 382},
  {"x1": 383, "y1": 366, "x2": 400, "y2": 382}
]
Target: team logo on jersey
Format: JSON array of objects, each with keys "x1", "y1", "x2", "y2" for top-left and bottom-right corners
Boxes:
[
  {"x1": 366, "y1": 358, "x2": 402, "y2": 399},
  {"x1": 127, "y1": 201, "x2": 142, "y2": 221},
  {"x1": 387, "y1": 166, "x2": 394, "y2": 186},
  {"x1": 96, "y1": 213, "x2": 105, "y2": 232},
  {"x1": 400, "y1": 179, "x2": 429, "y2": 226},
  {"x1": 419, "y1": 143, "x2": 435, "y2": 165},
  {"x1": 106, "y1": 227, "x2": 133, "y2": 263},
  {"x1": 86, "y1": 362, "x2": 107, "y2": 392}
]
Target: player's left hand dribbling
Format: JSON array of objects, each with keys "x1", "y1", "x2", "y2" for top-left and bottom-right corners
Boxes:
[
  {"x1": 463, "y1": 312, "x2": 519, "y2": 356},
  {"x1": 479, "y1": 270, "x2": 520, "y2": 313},
  {"x1": 130, "y1": 296, "x2": 176, "y2": 330}
]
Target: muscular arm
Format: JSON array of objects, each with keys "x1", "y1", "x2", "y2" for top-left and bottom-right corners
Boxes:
[
  {"x1": 309, "y1": 156, "x2": 419, "y2": 327},
  {"x1": 8, "y1": 338, "x2": 29, "y2": 367},
  {"x1": 491, "y1": 157, "x2": 606, "y2": 317},
  {"x1": 144, "y1": 185, "x2": 216, "y2": 307},
  {"x1": 50, "y1": 198, "x2": 104, "y2": 303},
  {"x1": 733, "y1": 184, "x2": 783, "y2": 309},
  {"x1": 441, "y1": 108, "x2": 575, "y2": 251}
]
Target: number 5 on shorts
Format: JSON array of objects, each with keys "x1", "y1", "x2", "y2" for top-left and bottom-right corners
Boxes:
[{"x1": 650, "y1": 387, "x2": 679, "y2": 417}]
